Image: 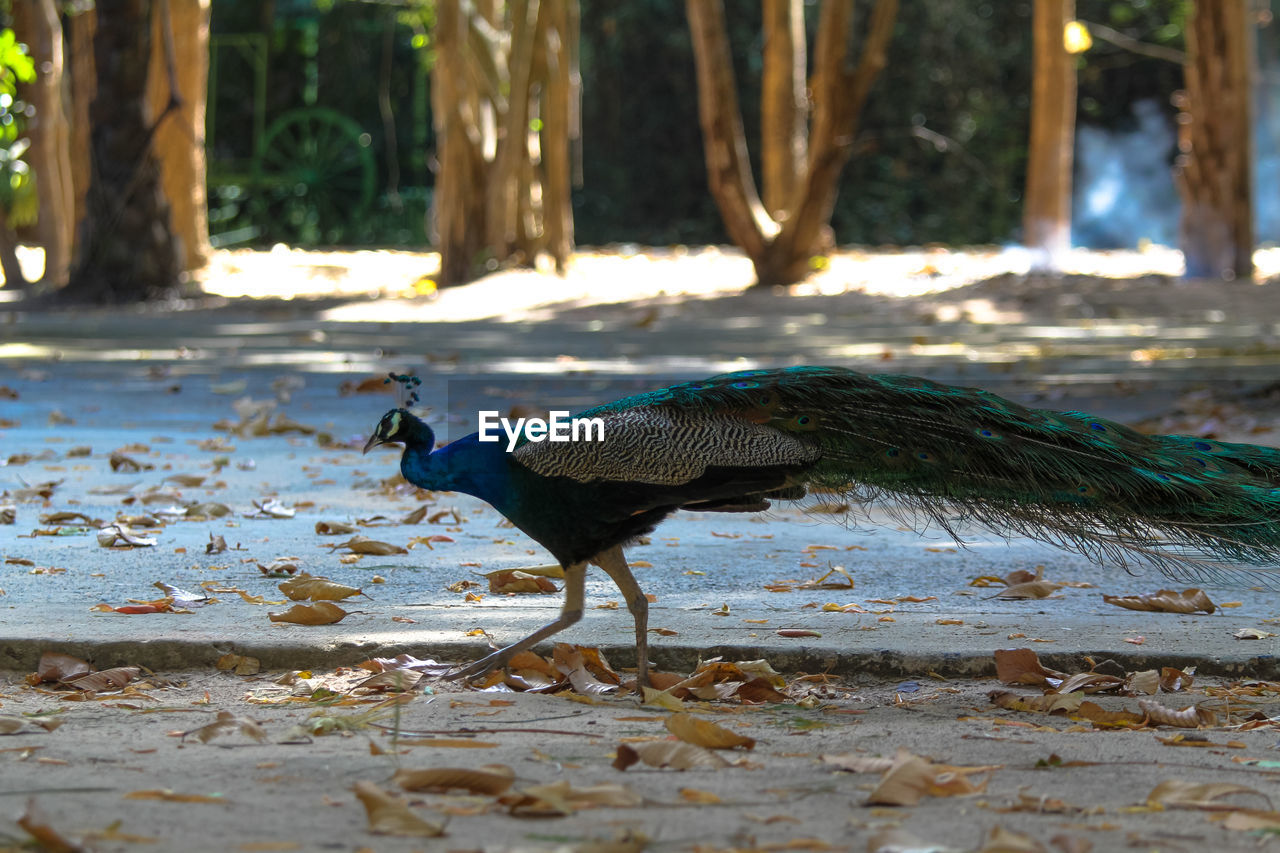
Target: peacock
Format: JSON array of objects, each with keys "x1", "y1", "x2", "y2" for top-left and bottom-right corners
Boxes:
[{"x1": 364, "y1": 366, "x2": 1280, "y2": 688}]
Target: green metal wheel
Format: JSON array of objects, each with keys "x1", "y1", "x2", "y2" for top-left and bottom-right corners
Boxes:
[{"x1": 252, "y1": 107, "x2": 376, "y2": 244}]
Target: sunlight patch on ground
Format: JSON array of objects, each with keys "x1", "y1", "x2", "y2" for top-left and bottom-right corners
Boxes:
[{"x1": 198, "y1": 243, "x2": 1219, "y2": 326}]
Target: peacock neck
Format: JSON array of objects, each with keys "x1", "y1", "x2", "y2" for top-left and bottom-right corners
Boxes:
[{"x1": 401, "y1": 433, "x2": 513, "y2": 510}]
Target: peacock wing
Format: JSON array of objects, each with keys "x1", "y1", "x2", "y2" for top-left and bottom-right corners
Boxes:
[{"x1": 510, "y1": 405, "x2": 820, "y2": 486}]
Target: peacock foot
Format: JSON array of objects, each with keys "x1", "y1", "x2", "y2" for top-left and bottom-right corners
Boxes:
[{"x1": 441, "y1": 649, "x2": 514, "y2": 682}]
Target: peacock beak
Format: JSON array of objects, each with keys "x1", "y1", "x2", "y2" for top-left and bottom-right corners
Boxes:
[{"x1": 362, "y1": 434, "x2": 383, "y2": 454}]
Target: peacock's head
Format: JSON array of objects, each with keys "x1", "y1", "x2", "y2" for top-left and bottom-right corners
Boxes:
[{"x1": 363, "y1": 408, "x2": 435, "y2": 454}]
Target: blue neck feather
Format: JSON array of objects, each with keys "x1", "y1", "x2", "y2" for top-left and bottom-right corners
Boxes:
[{"x1": 401, "y1": 432, "x2": 513, "y2": 511}]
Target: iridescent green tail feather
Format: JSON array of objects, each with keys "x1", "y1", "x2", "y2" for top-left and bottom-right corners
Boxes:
[{"x1": 589, "y1": 366, "x2": 1280, "y2": 586}]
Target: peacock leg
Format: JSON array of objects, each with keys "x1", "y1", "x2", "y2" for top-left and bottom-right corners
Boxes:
[
  {"x1": 444, "y1": 559, "x2": 588, "y2": 681},
  {"x1": 591, "y1": 545, "x2": 650, "y2": 690}
]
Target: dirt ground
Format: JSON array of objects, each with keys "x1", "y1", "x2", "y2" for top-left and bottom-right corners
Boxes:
[{"x1": 5, "y1": 660, "x2": 1280, "y2": 853}]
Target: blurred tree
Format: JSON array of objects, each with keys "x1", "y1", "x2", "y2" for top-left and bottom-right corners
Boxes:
[
  {"x1": 1175, "y1": 0, "x2": 1252, "y2": 279},
  {"x1": 687, "y1": 0, "x2": 897, "y2": 286},
  {"x1": 11, "y1": 0, "x2": 72, "y2": 290},
  {"x1": 147, "y1": 0, "x2": 211, "y2": 273},
  {"x1": 64, "y1": 0, "x2": 182, "y2": 302},
  {"x1": 0, "y1": 27, "x2": 35, "y2": 291},
  {"x1": 1023, "y1": 0, "x2": 1078, "y2": 267},
  {"x1": 431, "y1": 0, "x2": 580, "y2": 287}
]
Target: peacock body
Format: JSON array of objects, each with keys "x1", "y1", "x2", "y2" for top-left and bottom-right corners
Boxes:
[{"x1": 364, "y1": 366, "x2": 1280, "y2": 685}]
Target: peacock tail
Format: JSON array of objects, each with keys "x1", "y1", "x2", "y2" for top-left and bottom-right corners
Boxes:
[{"x1": 513, "y1": 366, "x2": 1280, "y2": 586}]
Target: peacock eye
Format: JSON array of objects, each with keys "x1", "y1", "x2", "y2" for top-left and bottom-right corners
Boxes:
[{"x1": 797, "y1": 416, "x2": 810, "y2": 425}]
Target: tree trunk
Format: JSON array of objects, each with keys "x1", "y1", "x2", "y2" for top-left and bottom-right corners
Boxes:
[
  {"x1": 1023, "y1": 0, "x2": 1076, "y2": 268},
  {"x1": 430, "y1": 0, "x2": 579, "y2": 287},
  {"x1": 688, "y1": 0, "x2": 897, "y2": 287},
  {"x1": 63, "y1": 0, "x2": 181, "y2": 303},
  {"x1": 147, "y1": 0, "x2": 211, "y2": 274},
  {"x1": 12, "y1": 0, "x2": 74, "y2": 291},
  {"x1": 761, "y1": 0, "x2": 805, "y2": 218},
  {"x1": 1175, "y1": 0, "x2": 1253, "y2": 280},
  {"x1": 67, "y1": 8, "x2": 95, "y2": 246}
]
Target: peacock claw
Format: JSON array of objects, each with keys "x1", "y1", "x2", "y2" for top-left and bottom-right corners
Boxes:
[{"x1": 442, "y1": 651, "x2": 511, "y2": 682}]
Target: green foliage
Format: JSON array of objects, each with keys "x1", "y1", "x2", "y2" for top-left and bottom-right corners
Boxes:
[{"x1": 0, "y1": 28, "x2": 35, "y2": 225}]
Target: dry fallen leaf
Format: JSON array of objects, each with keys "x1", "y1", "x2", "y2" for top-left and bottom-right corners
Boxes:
[
  {"x1": 326, "y1": 535, "x2": 407, "y2": 555},
  {"x1": 96, "y1": 523, "x2": 157, "y2": 548},
  {"x1": 392, "y1": 764, "x2": 515, "y2": 795},
  {"x1": 988, "y1": 689, "x2": 1084, "y2": 714},
  {"x1": 351, "y1": 781, "x2": 445, "y2": 837},
  {"x1": 216, "y1": 653, "x2": 261, "y2": 675},
  {"x1": 487, "y1": 570, "x2": 559, "y2": 594},
  {"x1": 612, "y1": 741, "x2": 729, "y2": 771},
  {"x1": 1102, "y1": 588, "x2": 1216, "y2": 614},
  {"x1": 278, "y1": 573, "x2": 363, "y2": 602},
  {"x1": 500, "y1": 779, "x2": 642, "y2": 816},
  {"x1": 268, "y1": 602, "x2": 348, "y2": 625},
  {"x1": 866, "y1": 749, "x2": 997, "y2": 807},
  {"x1": 993, "y1": 648, "x2": 1065, "y2": 687},
  {"x1": 183, "y1": 711, "x2": 267, "y2": 744},
  {"x1": 17, "y1": 798, "x2": 86, "y2": 853},
  {"x1": 995, "y1": 580, "x2": 1064, "y2": 600},
  {"x1": 664, "y1": 713, "x2": 756, "y2": 750},
  {"x1": 34, "y1": 651, "x2": 92, "y2": 684},
  {"x1": 1147, "y1": 778, "x2": 1268, "y2": 810},
  {"x1": 63, "y1": 667, "x2": 141, "y2": 692},
  {"x1": 977, "y1": 825, "x2": 1047, "y2": 853}
]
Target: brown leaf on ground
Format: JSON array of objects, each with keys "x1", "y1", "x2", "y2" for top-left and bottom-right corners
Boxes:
[
  {"x1": 1102, "y1": 588, "x2": 1215, "y2": 614},
  {"x1": 206, "y1": 533, "x2": 228, "y2": 554},
  {"x1": 612, "y1": 741, "x2": 729, "y2": 771},
  {"x1": 1220, "y1": 809, "x2": 1280, "y2": 831},
  {"x1": 820, "y1": 753, "x2": 896, "y2": 774},
  {"x1": 17, "y1": 798, "x2": 87, "y2": 853},
  {"x1": 1147, "y1": 778, "x2": 1269, "y2": 810},
  {"x1": 278, "y1": 573, "x2": 363, "y2": 602},
  {"x1": 352, "y1": 669, "x2": 422, "y2": 693},
  {"x1": 268, "y1": 602, "x2": 347, "y2": 625},
  {"x1": 34, "y1": 651, "x2": 92, "y2": 684},
  {"x1": 392, "y1": 764, "x2": 514, "y2": 795},
  {"x1": 1052, "y1": 671, "x2": 1125, "y2": 695},
  {"x1": 994, "y1": 648, "x2": 1065, "y2": 687},
  {"x1": 1159, "y1": 667, "x2": 1194, "y2": 692},
  {"x1": 184, "y1": 711, "x2": 267, "y2": 744},
  {"x1": 110, "y1": 452, "x2": 153, "y2": 472},
  {"x1": 994, "y1": 580, "x2": 1064, "y2": 600},
  {"x1": 325, "y1": 535, "x2": 406, "y2": 555},
  {"x1": 314, "y1": 520, "x2": 358, "y2": 535},
  {"x1": 401, "y1": 505, "x2": 429, "y2": 524},
  {"x1": 351, "y1": 781, "x2": 445, "y2": 837},
  {"x1": 501, "y1": 780, "x2": 642, "y2": 816},
  {"x1": 216, "y1": 653, "x2": 261, "y2": 675},
  {"x1": 63, "y1": 667, "x2": 141, "y2": 692},
  {"x1": 988, "y1": 689, "x2": 1084, "y2": 714},
  {"x1": 977, "y1": 825, "x2": 1048, "y2": 853},
  {"x1": 1069, "y1": 701, "x2": 1145, "y2": 728},
  {"x1": 865, "y1": 749, "x2": 998, "y2": 806},
  {"x1": 487, "y1": 570, "x2": 558, "y2": 594},
  {"x1": 664, "y1": 713, "x2": 756, "y2": 750}
]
